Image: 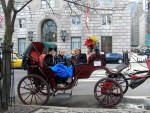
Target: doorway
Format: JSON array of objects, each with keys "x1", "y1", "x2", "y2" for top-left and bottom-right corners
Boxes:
[{"x1": 101, "y1": 36, "x2": 112, "y2": 53}]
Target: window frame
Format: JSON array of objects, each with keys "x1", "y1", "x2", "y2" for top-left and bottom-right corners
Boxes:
[
  {"x1": 71, "y1": 37, "x2": 81, "y2": 50},
  {"x1": 41, "y1": 0, "x2": 47, "y2": 8},
  {"x1": 102, "y1": 15, "x2": 112, "y2": 25},
  {"x1": 18, "y1": 18, "x2": 26, "y2": 28},
  {"x1": 71, "y1": 15, "x2": 81, "y2": 26},
  {"x1": 18, "y1": 38, "x2": 26, "y2": 54},
  {"x1": 0, "y1": 39, "x2": 2, "y2": 47},
  {"x1": 49, "y1": 0, "x2": 55, "y2": 8},
  {"x1": 99, "y1": 0, "x2": 104, "y2": 6},
  {"x1": 0, "y1": 4, "x2": 2, "y2": 13}
]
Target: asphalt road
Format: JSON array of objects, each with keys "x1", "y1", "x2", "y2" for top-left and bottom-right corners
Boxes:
[{"x1": 13, "y1": 63, "x2": 150, "y2": 109}]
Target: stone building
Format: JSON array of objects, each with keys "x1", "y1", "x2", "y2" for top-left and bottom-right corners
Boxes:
[
  {"x1": 0, "y1": 0, "x2": 131, "y2": 54},
  {"x1": 131, "y1": 0, "x2": 149, "y2": 47}
]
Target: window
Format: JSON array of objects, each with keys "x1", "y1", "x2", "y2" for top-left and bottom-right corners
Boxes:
[
  {"x1": 108, "y1": 0, "x2": 114, "y2": 4},
  {"x1": 41, "y1": 20, "x2": 57, "y2": 42},
  {"x1": 99, "y1": 0, "x2": 104, "y2": 6},
  {"x1": 19, "y1": 18, "x2": 26, "y2": 28},
  {"x1": 15, "y1": 2, "x2": 21, "y2": 10},
  {"x1": 18, "y1": 38, "x2": 26, "y2": 54},
  {"x1": 102, "y1": 15, "x2": 112, "y2": 25},
  {"x1": 41, "y1": 0, "x2": 47, "y2": 8},
  {"x1": 0, "y1": 4, "x2": 2, "y2": 13},
  {"x1": 69, "y1": 0, "x2": 81, "y2": 6},
  {"x1": 0, "y1": 39, "x2": 2, "y2": 47},
  {"x1": 49, "y1": 0, "x2": 55, "y2": 8},
  {"x1": 72, "y1": 16, "x2": 81, "y2": 26},
  {"x1": 71, "y1": 37, "x2": 81, "y2": 50}
]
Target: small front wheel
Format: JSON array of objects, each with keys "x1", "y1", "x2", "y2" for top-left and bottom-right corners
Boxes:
[
  {"x1": 94, "y1": 78, "x2": 123, "y2": 107},
  {"x1": 17, "y1": 74, "x2": 50, "y2": 105}
]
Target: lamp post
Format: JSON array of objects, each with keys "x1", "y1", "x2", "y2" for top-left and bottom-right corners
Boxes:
[
  {"x1": 28, "y1": 31, "x2": 33, "y2": 41},
  {"x1": 60, "y1": 30, "x2": 67, "y2": 42}
]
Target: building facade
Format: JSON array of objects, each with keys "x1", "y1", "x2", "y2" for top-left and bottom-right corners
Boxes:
[
  {"x1": 0, "y1": 0, "x2": 131, "y2": 54},
  {"x1": 131, "y1": 0, "x2": 149, "y2": 47}
]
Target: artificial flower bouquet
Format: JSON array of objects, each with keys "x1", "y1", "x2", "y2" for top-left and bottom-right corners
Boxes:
[{"x1": 85, "y1": 35, "x2": 98, "y2": 51}]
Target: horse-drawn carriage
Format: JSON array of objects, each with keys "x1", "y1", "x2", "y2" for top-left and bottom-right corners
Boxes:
[{"x1": 18, "y1": 42, "x2": 130, "y2": 107}]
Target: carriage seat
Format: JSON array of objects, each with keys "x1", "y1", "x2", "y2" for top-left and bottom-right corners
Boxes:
[
  {"x1": 39, "y1": 54, "x2": 46, "y2": 68},
  {"x1": 147, "y1": 58, "x2": 150, "y2": 70}
]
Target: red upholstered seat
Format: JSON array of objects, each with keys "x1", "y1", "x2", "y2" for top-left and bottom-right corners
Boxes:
[
  {"x1": 39, "y1": 54, "x2": 46, "y2": 68},
  {"x1": 146, "y1": 58, "x2": 150, "y2": 70},
  {"x1": 30, "y1": 51, "x2": 39, "y2": 64}
]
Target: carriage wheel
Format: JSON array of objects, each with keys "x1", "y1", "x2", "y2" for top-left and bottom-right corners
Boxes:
[
  {"x1": 17, "y1": 74, "x2": 50, "y2": 105},
  {"x1": 114, "y1": 77, "x2": 128, "y2": 94},
  {"x1": 94, "y1": 78, "x2": 123, "y2": 107},
  {"x1": 108, "y1": 74, "x2": 128, "y2": 94}
]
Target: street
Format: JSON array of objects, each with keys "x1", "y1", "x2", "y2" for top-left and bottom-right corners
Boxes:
[{"x1": 14, "y1": 63, "x2": 150, "y2": 108}]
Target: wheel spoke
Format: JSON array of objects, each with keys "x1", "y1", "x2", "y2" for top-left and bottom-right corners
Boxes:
[
  {"x1": 98, "y1": 85, "x2": 102, "y2": 88},
  {"x1": 34, "y1": 94, "x2": 38, "y2": 105},
  {"x1": 97, "y1": 95, "x2": 103, "y2": 98},
  {"x1": 24, "y1": 93, "x2": 31, "y2": 101},
  {"x1": 20, "y1": 92, "x2": 31, "y2": 96},
  {"x1": 23, "y1": 81, "x2": 32, "y2": 89},
  {"x1": 20, "y1": 86, "x2": 32, "y2": 91},
  {"x1": 109, "y1": 94, "x2": 115, "y2": 104},
  {"x1": 30, "y1": 95, "x2": 33, "y2": 105},
  {"x1": 119, "y1": 81, "x2": 125, "y2": 84},
  {"x1": 107, "y1": 95, "x2": 109, "y2": 105},
  {"x1": 35, "y1": 93, "x2": 43, "y2": 103},
  {"x1": 30, "y1": 79, "x2": 34, "y2": 89},
  {"x1": 96, "y1": 90, "x2": 101, "y2": 92},
  {"x1": 102, "y1": 95, "x2": 106, "y2": 102},
  {"x1": 39, "y1": 91, "x2": 48, "y2": 96}
]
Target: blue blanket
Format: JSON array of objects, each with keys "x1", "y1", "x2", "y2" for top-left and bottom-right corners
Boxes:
[{"x1": 50, "y1": 64, "x2": 73, "y2": 78}]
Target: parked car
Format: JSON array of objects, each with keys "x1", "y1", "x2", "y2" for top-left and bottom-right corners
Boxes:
[
  {"x1": 0, "y1": 53, "x2": 22, "y2": 68},
  {"x1": 11, "y1": 53, "x2": 22, "y2": 68},
  {"x1": 106, "y1": 53, "x2": 123, "y2": 64}
]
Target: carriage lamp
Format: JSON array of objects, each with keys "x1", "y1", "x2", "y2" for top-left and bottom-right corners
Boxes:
[
  {"x1": 28, "y1": 31, "x2": 33, "y2": 41},
  {"x1": 60, "y1": 30, "x2": 67, "y2": 42}
]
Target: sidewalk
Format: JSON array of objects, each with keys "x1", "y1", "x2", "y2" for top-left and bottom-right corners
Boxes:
[{"x1": 2, "y1": 105, "x2": 150, "y2": 113}]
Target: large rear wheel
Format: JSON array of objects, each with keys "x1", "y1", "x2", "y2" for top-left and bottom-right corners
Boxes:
[
  {"x1": 17, "y1": 74, "x2": 50, "y2": 105},
  {"x1": 94, "y1": 78, "x2": 123, "y2": 107}
]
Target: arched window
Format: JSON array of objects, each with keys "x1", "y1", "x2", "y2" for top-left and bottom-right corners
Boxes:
[{"x1": 41, "y1": 19, "x2": 57, "y2": 42}]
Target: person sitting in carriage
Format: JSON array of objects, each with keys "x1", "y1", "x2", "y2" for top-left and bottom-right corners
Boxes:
[
  {"x1": 44, "y1": 50, "x2": 57, "y2": 67},
  {"x1": 85, "y1": 36, "x2": 106, "y2": 66},
  {"x1": 57, "y1": 49, "x2": 67, "y2": 65},
  {"x1": 87, "y1": 48, "x2": 106, "y2": 66},
  {"x1": 74, "y1": 48, "x2": 87, "y2": 65},
  {"x1": 50, "y1": 49, "x2": 72, "y2": 87}
]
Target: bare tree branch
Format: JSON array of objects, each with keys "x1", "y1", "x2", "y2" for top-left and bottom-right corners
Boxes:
[
  {"x1": 63, "y1": 0, "x2": 132, "y2": 11},
  {"x1": 11, "y1": 11, "x2": 17, "y2": 28},
  {"x1": 63, "y1": 0, "x2": 115, "y2": 11},
  {"x1": 74, "y1": 3, "x2": 85, "y2": 13},
  {"x1": 0, "y1": 0, "x2": 7, "y2": 13},
  {"x1": 16, "y1": 0, "x2": 33, "y2": 13},
  {"x1": 68, "y1": 2, "x2": 73, "y2": 15},
  {"x1": 46, "y1": 0, "x2": 55, "y2": 15}
]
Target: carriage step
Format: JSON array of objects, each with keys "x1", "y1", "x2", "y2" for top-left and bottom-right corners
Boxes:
[
  {"x1": 56, "y1": 93, "x2": 72, "y2": 97},
  {"x1": 55, "y1": 90, "x2": 72, "y2": 97}
]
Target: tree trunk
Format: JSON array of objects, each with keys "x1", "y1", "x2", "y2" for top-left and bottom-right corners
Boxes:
[{"x1": 1, "y1": 20, "x2": 13, "y2": 110}]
